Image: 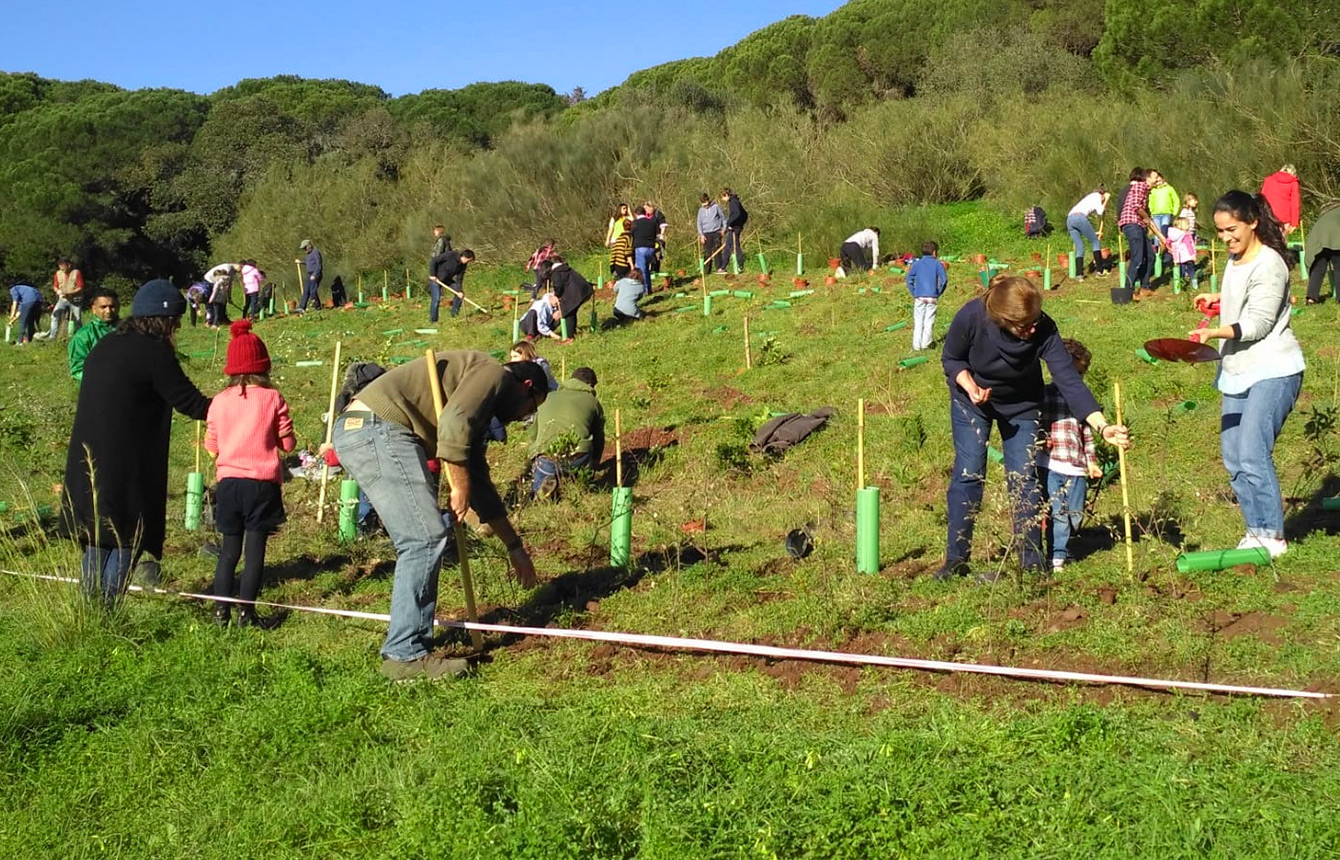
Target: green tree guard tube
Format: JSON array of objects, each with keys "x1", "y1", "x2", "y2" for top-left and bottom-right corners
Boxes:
[
  {"x1": 1172, "y1": 266, "x2": 1181, "y2": 294},
  {"x1": 796, "y1": 253, "x2": 803, "y2": 276},
  {"x1": 731, "y1": 254, "x2": 740, "y2": 275},
  {"x1": 789, "y1": 289, "x2": 814, "y2": 298},
  {"x1": 338, "y1": 479, "x2": 360, "y2": 543},
  {"x1": 590, "y1": 303, "x2": 597, "y2": 332},
  {"x1": 1209, "y1": 274, "x2": 1217, "y2": 291},
  {"x1": 1154, "y1": 255, "x2": 1163, "y2": 279},
  {"x1": 757, "y1": 252, "x2": 768, "y2": 274},
  {"x1": 1135, "y1": 348, "x2": 1158, "y2": 364},
  {"x1": 898, "y1": 356, "x2": 928, "y2": 369},
  {"x1": 184, "y1": 472, "x2": 204, "y2": 531},
  {"x1": 560, "y1": 317, "x2": 570, "y2": 339},
  {"x1": 1119, "y1": 260, "x2": 1127, "y2": 285},
  {"x1": 732, "y1": 290, "x2": 754, "y2": 299},
  {"x1": 856, "y1": 487, "x2": 880, "y2": 573},
  {"x1": 406, "y1": 282, "x2": 412, "y2": 300},
  {"x1": 1068, "y1": 252, "x2": 1077, "y2": 278},
  {"x1": 1172, "y1": 400, "x2": 1197, "y2": 415},
  {"x1": 884, "y1": 321, "x2": 907, "y2": 332},
  {"x1": 610, "y1": 487, "x2": 633, "y2": 566},
  {"x1": 1043, "y1": 268, "x2": 1052, "y2": 290},
  {"x1": 1176, "y1": 547, "x2": 1270, "y2": 573},
  {"x1": 703, "y1": 295, "x2": 712, "y2": 316},
  {"x1": 1320, "y1": 497, "x2": 1340, "y2": 511},
  {"x1": 512, "y1": 319, "x2": 521, "y2": 343}
]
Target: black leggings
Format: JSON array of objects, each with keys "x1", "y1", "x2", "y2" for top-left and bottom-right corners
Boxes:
[
  {"x1": 214, "y1": 531, "x2": 269, "y2": 615},
  {"x1": 1307, "y1": 249, "x2": 1340, "y2": 302}
]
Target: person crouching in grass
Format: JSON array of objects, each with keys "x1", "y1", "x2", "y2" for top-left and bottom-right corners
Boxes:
[{"x1": 204, "y1": 320, "x2": 296, "y2": 627}]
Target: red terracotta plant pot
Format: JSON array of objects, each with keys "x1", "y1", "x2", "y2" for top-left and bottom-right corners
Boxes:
[
  {"x1": 824, "y1": 275, "x2": 836, "y2": 285},
  {"x1": 971, "y1": 253, "x2": 987, "y2": 265},
  {"x1": 1057, "y1": 254, "x2": 1069, "y2": 267},
  {"x1": 828, "y1": 257, "x2": 842, "y2": 269},
  {"x1": 1031, "y1": 252, "x2": 1043, "y2": 263}
]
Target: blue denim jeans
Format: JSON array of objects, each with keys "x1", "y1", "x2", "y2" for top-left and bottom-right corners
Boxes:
[
  {"x1": 428, "y1": 279, "x2": 442, "y2": 322},
  {"x1": 946, "y1": 397, "x2": 1044, "y2": 570},
  {"x1": 1221, "y1": 373, "x2": 1302, "y2": 540},
  {"x1": 48, "y1": 297, "x2": 81, "y2": 338},
  {"x1": 15, "y1": 301, "x2": 41, "y2": 343},
  {"x1": 634, "y1": 246, "x2": 657, "y2": 288},
  {"x1": 333, "y1": 411, "x2": 451, "y2": 662},
  {"x1": 1121, "y1": 224, "x2": 1149, "y2": 289},
  {"x1": 1066, "y1": 214, "x2": 1100, "y2": 268},
  {"x1": 1046, "y1": 471, "x2": 1087, "y2": 563},
  {"x1": 299, "y1": 277, "x2": 321, "y2": 311},
  {"x1": 82, "y1": 546, "x2": 137, "y2": 608},
  {"x1": 530, "y1": 452, "x2": 592, "y2": 496}
]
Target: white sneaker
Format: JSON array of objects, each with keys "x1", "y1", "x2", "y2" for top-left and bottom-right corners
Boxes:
[
  {"x1": 1051, "y1": 558, "x2": 1065, "y2": 571},
  {"x1": 1236, "y1": 535, "x2": 1288, "y2": 559}
]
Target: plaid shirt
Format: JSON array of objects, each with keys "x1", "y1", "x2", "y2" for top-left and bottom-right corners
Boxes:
[
  {"x1": 1041, "y1": 384, "x2": 1096, "y2": 476},
  {"x1": 1117, "y1": 181, "x2": 1149, "y2": 228},
  {"x1": 525, "y1": 243, "x2": 557, "y2": 273}
]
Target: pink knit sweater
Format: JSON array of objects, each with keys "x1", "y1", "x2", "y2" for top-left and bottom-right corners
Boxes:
[{"x1": 205, "y1": 385, "x2": 296, "y2": 483}]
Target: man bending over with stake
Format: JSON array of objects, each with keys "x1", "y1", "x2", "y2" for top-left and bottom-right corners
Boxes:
[{"x1": 332, "y1": 350, "x2": 548, "y2": 681}]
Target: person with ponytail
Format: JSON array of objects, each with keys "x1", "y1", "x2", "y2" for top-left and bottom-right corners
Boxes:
[
  {"x1": 1188, "y1": 191, "x2": 1305, "y2": 558},
  {"x1": 937, "y1": 275, "x2": 1130, "y2": 583}
]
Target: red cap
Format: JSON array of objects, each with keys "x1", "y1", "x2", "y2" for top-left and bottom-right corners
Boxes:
[{"x1": 224, "y1": 320, "x2": 271, "y2": 375}]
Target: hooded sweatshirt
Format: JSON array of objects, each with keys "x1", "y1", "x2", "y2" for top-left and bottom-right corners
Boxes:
[{"x1": 1260, "y1": 171, "x2": 1300, "y2": 228}]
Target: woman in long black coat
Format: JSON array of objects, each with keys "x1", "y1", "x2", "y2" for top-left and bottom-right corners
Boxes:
[
  {"x1": 547, "y1": 256, "x2": 593, "y2": 340},
  {"x1": 63, "y1": 279, "x2": 211, "y2": 606}
]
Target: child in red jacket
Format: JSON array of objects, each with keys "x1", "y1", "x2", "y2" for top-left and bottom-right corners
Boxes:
[{"x1": 204, "y1": 320, "x2": 295, "y2": 627}]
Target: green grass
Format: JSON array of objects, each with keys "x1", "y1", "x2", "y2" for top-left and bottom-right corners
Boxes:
[{"x1": 4, "y1": 201, "x2": 1340, "y2": 857}]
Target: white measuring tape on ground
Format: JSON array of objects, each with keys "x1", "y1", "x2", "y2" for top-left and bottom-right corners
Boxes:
[{"x1": 4, "y1": 569, "x2": 1330, "y2": 700}]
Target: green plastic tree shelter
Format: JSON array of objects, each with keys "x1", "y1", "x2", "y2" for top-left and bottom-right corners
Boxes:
[
  {"x1": 855, "y1": 399, "x2": 880, "y2": 573},
  {"x1": 610, "y1": 409, "x2": 632, "y2": 566},
  {"x1": 184, "y1": 472, "x2": 204, "y2": 531},
  {"x1": 1175, "y1": 547, "x2": 1269, "y2": 573},
  {"x1": 338, "y1": 480, "x2": 359, "y2": 543}
]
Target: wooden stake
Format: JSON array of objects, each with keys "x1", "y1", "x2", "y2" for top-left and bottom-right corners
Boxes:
[
  {"x1": 857, "y1": 397, "x2": 865, "y2": 490},
  {"x1": 1210, "y1": 237, "x2": 1217, "y2": 278},
  {"x1": 383, "y1": 269, "x2": 388, "y2": 295},
  {"x1": 744, "y1": 315, "x2": 752, "y2": 369},
  {"x1": 194, "y1": 420, "x2": 202, "y2": 473},
  {"x1": 294, "y1": 261, "x2": 304, "y2": 299},
  {"x1": 561, "y1": 356, "x2": 566, "y2": 380},
  {"x1": 424, "y1": 348, "x2": 484, "y2": 651},
  {"x1": 315, "y1": 340, "x2": 343, "y2": 524},
  {"x1": 1114, "y1": 381, "x2": 1134, "y2": 576},
  {"x1": 615, "y1": 409, "x2": 623, "y2": 488}
]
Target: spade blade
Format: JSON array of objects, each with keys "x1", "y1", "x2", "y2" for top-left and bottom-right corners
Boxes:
[{"x1": 1143, "y1": 338, "x2": 1221, "y2": 364}]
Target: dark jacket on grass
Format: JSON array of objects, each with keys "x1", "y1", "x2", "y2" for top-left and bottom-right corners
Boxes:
[
  {"x1": 940, "y1": 297, "x2": 1099, "y2": 420},
  {"x1": 527, "y1": 378, "x2": 605, "y2": 461},
  {"x1": 63, "y1": 330, "x2": 211, "y2": 557}
]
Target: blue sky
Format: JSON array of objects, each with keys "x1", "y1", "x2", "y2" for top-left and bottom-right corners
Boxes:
[{"x1": 5, "y1": 0, "x2": 845, "y2": 97}]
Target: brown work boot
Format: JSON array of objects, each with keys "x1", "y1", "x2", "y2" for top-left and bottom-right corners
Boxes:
[{"x1": 380, "y1": 653, "x2": 471, "y2": 682}]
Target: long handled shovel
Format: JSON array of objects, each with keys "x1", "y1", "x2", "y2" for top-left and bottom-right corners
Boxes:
[
  {"x1": 315, "y1": 341, "x2": 343, "y2": 524},
  {"x1": 432, "y1": 277, "x2": 492, "y2": 315},
  {"x1": 1114, "y1": 382, "x2": 1134, "y2": 576},
  {"x1": 424, "y1": 349, "x2": 484, "y2": 651}
]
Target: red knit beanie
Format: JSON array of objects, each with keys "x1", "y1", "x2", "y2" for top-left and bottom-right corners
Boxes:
[{"x1": 224, "y1": 320, "x2": 271, "y2": 375}]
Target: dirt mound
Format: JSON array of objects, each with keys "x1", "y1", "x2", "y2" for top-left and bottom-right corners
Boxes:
[{"x1": 702, "y1": 386, "x2": 754, "y2": 410}]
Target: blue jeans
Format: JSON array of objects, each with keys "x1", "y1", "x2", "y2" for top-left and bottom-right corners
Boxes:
[
  {"x1": 530, "y1": 452, "x2": 592, "y2": 496},
  {"x1": 428, "y1": 279, "x2": 442, "y2": 322},
  {"x1": 48, "y1": 297, "x2": 81, "y2": 338},
  {"x1": 635, "y1": 246, "x2": 657, "y2": 289},
  {"x1": 333, "y1": 411, "x2": 451, "y2": 662},
  {"x1": 1046, "y1": 471, "x2": 1087, "y2": 563},
  {"x1": 299, "y1": 277, "x2": 321, "y2": 311},
  {"x1": 1121, "y1": 224, "x2": 1149, "y2": 290},
  {"x1": 81, "y1": 546, "x2": 137, "y2": 608},
  {"x1": 946, "y1": 397, "x2": 1044, "y2": 570},
  {"x1": 242, "y1": 292, "x2": 260, "y2": 319},
  {"x1": 1221, "y1": 373, "x2": 1302, "y2": 540},
  {"x1": 15, "y1": 301, "x2": 41, "y2": 342},
  {"x1": 1066, "y1": 214, "x2": 1100, "y2": 268},
  {"x1": 448, "y1": 283, "x2": 463, "y2": 318}
]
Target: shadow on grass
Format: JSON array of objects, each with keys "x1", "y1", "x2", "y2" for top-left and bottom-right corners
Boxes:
[{"x1": 1284, "y1": 473, "x2": 1340, "y2": 541}]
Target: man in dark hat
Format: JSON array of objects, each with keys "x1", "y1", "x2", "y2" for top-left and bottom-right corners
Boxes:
[{"x1": 295, "y1": 239, "x2": 323, "y2": 311}]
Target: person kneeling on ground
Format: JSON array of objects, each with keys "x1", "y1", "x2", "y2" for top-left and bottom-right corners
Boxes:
[
  {"x1": 840, "y1": 227, "x2": 880, "y2": 274},
  {"x1": 519, "y1": 291, "x2": 568, "y2": 342},
  {"x1": 528, "y1": 367, "x2": 605, "y2": 500},
  {"x1": 332, "y1": 350, "x2": 547, "y2": 681},
  {"x1": 612, "y1": 268, "x2": 646, "y2": 322}
]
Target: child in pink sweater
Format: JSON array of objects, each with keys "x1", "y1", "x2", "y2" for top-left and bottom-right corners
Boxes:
[{"x1": 204, "y1": 320, "x2": 295, "y2": 627}]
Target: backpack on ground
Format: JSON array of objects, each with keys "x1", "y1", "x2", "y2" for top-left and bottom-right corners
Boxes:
[{"x1": 1024, "y1": 206, "x2": 1051, "y2": 238}]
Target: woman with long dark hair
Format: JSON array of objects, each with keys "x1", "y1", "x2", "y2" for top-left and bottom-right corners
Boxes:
[
  {"x1": 63, "y1": 280, "x2": 211, "y2": 607},
  {"x1": 1188, "y1": 191, "x2": 1305, "y2": 558}
]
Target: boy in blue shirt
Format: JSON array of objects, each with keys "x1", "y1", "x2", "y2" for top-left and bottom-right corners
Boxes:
[
  {"x1": 8, "y1": 283, "x2": 44, "y2": 344},
  {"x1": 906, "y1": 241, "x2": 948, "y2": 350}
]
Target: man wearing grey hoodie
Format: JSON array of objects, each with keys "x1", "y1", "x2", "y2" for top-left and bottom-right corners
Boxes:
[{"x1": 696, "y1": 193, "x2": 727, "y2": 273}]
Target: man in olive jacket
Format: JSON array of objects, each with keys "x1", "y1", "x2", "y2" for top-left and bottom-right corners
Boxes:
[
  {"x1": 527, "y1": 367, "x2": 605, "y2": 499},
  {"x1": 332, "y1": 349, "x2": 547, "y2": 681}
]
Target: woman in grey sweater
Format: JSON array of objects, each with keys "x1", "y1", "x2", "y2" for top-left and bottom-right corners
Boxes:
[{"x1": 1189, "y1": 190, "x2": 1305, "y2": 559}]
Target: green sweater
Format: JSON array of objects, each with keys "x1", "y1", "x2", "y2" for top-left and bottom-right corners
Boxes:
[
  {"x1": 527, "y1": 379, "x2": 605, "y2": 461},
  {"x1": 68, "y1": 317, "x2": 113, "y2": 381},
  {"x1": 355, "y1": 349, "x2": 534, "y2": 522}
]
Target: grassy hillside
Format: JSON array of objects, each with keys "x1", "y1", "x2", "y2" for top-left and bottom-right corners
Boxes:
[{"x1": 3, "y1": 204, "x2": 1340, "y2": 856}]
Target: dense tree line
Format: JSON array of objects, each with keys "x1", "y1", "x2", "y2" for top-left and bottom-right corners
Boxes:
[{"x1": 0, "y1": 0, "x2": 1335, "y2": 288}]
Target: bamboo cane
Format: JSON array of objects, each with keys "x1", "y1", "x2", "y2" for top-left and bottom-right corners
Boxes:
[
  {"x1": 615, "y1": 409, "x2": 623, "y2": 488},
  {"x1": 316, "y1": 341, "x2": 344, "y2": 524},
  {"x1": 294, "y1": 261, "x2": 304, "y2": 301},
  {"x1": 1114, "y1": 381, "x2": 1134, "y2": 576},
  {"x1": 194, "y1": 421, "x2": 202, "y2": 474},
  {"x1": 857, "y1": 398, "x2": 865, "y2": 489},
  {"x1": 424, "y1": 349, "x2": 484, "y2": 651},
  {"x1": 743, "y1": 315, "x2": 752, "y2": 369}
]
